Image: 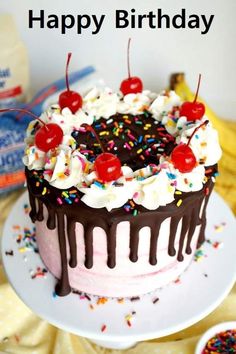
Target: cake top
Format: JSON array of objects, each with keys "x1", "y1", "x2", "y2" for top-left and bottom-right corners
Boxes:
[{"x1": 23, "y1": 86, "x2": 222, "y2": 211}]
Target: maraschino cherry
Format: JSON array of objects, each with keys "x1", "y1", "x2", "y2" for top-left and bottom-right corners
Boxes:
[
  {"x1": 35, "y1": 123, "x2": 63, "y2": 152},
  {"x1": 120, "y1": 38, "x2": 143, "y2": 96},
  {"x1": 82, "y1": 124, "x2": 122, "y2": 182},
  {"x1": 0, "y1": 108, "x2": 63, "y2": 152},
  {"x1": 179, "y1": 74, "x2": 205, "y2": 121},
  {"x1": 171, "y1": 120, "x2": 209, "y2": 173},
  {"x1": 94, "y1": 152, "x2": 122, "y2": 182},
  {"x1": 59, "y1": 53, "x2": 83, "y2": 114}
]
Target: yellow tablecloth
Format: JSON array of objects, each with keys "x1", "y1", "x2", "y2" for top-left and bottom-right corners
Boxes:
[{"x1": 0, "y1": 77, "x2": 235, "y2": 353}]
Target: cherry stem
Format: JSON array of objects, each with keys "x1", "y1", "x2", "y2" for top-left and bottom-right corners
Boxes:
[
  {"x1": 193, "y1": 74, "x2": 202, "y2": 103},
  {"x1": 187, "y1": 120, "x2": 209, "y2": 146},
  {"x1": 82, "y1": 124, "x2": 105, "y2": 153},
  {"x1": 0, "y1": 108, "x2": 48, "y2": 129},
  {"x1": 65, "y1": 52, "x2": 72, "y2": 92},
  {"x1": 127, "y1": 38, "x2": 131, "y2": 79}
]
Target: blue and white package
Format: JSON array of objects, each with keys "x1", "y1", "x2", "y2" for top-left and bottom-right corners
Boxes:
[{"x1": 0, "y1": 66, "x2": 102, "y2": 195}]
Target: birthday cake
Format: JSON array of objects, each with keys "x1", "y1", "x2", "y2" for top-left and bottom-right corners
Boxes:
[{"x1": 22, "y1": 54, "x2": 221, "y2": 297}]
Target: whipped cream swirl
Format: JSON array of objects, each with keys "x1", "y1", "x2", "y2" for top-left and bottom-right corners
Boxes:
[
  {"x1": 149, "y1": 91, "x2": 181, "y2": 120},
  {"x1": 43, "y1": 146, "x2": 88, "y2": 190},
  {"x1": 79, "y1": 167, "x2": 136, "y2": 211},
  {"x1": 177, "y1": 120, "x2": 222, "y2": 166},
  {"x1": 133, "y1": 169, "x2": 175, "y2": 210}
]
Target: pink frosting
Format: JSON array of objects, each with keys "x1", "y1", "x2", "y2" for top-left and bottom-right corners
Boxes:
[{"x1": 35, "y1": 207, "x2": 199, "y2": 297}]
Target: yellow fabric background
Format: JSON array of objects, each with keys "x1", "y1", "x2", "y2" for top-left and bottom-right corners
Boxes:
[{"x1": 0, "y1": 77, "x2": 235, "y2": 353}]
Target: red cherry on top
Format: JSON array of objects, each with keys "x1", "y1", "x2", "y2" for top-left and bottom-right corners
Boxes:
[
  {"x1": 180, "y1": 101, "x2": 205, "y2": 121},
  {"x1": 81, "y1": 123, "x2": 122, "y2": 182},
  {"x1": 35, "y1": 123, "x2": 63, "y2": 152},
  {"x1": 94, "y1": 152, "x2": 122, "y2": 182},
  {"x1": 59, "y1": 53, "x2": 83, "y2": 114},
  {"x1": 171, "y1": 144, "x2": 196, "y2": 173},
  {"x1": 120, "y1": 38, "x2": 143, "y2": 96},
  {"x1": 120, "y1": 77, "x2": 143, "y2": 96},
  {"x1": 59, "y1": 90, "x2": 83, "y2": 114},
  {"x1": 179, "y1": 74, "x2": 205, "y2": 121},
  {"x1": 171, "y1": 120, "x2": 209, "y2": 173},
  {"x1": 0, "y1": 108, "x2": 63, "y2": 153}
]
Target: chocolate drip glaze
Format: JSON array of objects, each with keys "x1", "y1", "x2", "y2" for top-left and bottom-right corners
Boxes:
[
  {"x1": 149, "y1": 221, "x2": 162, "y2": 265},
  {"x1": 55, "y1": 213, "x2": 71, "y2": 296},
  {"x1": 177, "y1": 214, "x2": 191, "y2": 261},
  {"x1": 84, "y1": 225, "x2": 94, "y2": 269},
  {"x1": 28, "y1": 177, "x2": 214, "y2": 296},
  {"x1": 185, "y1": 204, "x2": 200, "y2": 254},
  {"x1": 36, "y1": 199, "x2": 44, "y2": 221},
  {"x1": 29, "y1": 192, "x2": 37, "y2": 222},
  {"x1": 27, "y1": 163, "x2": 217, "y2": 297},
  {"x1": 197, "y1": 182, "x2": 214, "y2": 247},
  {"x1": 129, "y1": 223, "x2": 140, "y2": 262},
  {"x1": 168, "y1": 216, "x2": 181, "y2": 257},
  {"x1": 46, "y1": 205, "x2": 56, "y2": 230},
  {"x1": 107, "y1": 223, "x2": 117, "y2": 268},
  {"x1": 67, "y1": 220, "x2": 77, "y2": 268}
]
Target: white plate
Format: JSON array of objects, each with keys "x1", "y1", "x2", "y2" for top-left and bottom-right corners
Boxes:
[{"x1": 1, "y1": 191, "x2": 236, "y2": 343}]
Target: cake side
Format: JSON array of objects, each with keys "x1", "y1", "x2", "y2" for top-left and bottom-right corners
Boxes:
[{"x1": 28, "y1": 175, "x2": 214, "y2": 297}]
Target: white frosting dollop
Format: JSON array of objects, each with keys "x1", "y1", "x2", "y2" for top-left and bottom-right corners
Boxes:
[
  {"x1": 177, "y1": 120, "x2": 222, "y2": 166},
  {"x1": 161, "y1": 116, "x2": 188, "y2": 136},
  {"x1": 148, "y1": 91, "x2": 181, "y2": 121},
  {"x1": 83, "y1": 87, "x2": 119, "y2": 120},
  {"x1": 43, "y1": 147, "x2": 88, "y2": 189},
  {"x1": 83, "y1": 88, "x2": 157, "y2": 118},
  {"x1": 160, "y1": 159, "x2": 206, "y2": 192},
  {"x1": 79, "y1": 166, "x2": 136, "y2": 211},
  {"x1": 23, "y1": 144, "x2": 46, "y2": 170},
  {"x1": 174, "y1": 164, "x2": 206, "y2": 192},
  {"x1": 25, "y1": 109, "x2": 94, "y2": 138},
  {"x1": 117, "y1": 91, "x2": 153, "y2": 115},
  {"x1": 49, "y1": 108, "x2": 94, "y2": 135},
  {"x1": 133, "y1": 169, "x2": 175, "y2": 210}
]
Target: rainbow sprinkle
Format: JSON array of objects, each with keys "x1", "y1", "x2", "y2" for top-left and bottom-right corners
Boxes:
[
  {"x1": 117, "y1": 298, "x2": 125, "y2": 304},
  {"x1": 5, "y1": 250, "x2": 14, "y2": 256},
  {"x1": 152, "y1": 297, "x2": 159, "y2": 304},
  {"x1": 101, "y1": 324, "x2": 107, "y2": 332},
  {"x1": 125, "y1": 312, "x2": 136, "y2": 327},
  {"x1": 214, "y1": 222, "x2": 226, "y2": 233},
  {"x1": 96, "y1": 297, "x2": 108, "y2": 305},
  {"x1": 13, "y1": 226, "x2": 38, "y2": 254},
  {"x1": 24, "y1": 203, "x2": 30, "y2": 214},
  {"x1": 174, "y1": 277, "x2": 181, "y2": 284},
  {"x1": 123, "y1": 199, "x2": 139, "y2": 216},
  {"x1": 194, "y1": 249, "x2": 206, "y2": 262},
  {"x1": 176, "y1": 199, "x2": 183, "y2": 207},
  {"x1": 30, "y1": 267, "x2": 48, "y2": 279},
  {"x1": 202, "y1": 329, "x2": 236, "y2": 353},
  {"x1": 206, "y1": 239, "x2": 223, "y2": 249}
]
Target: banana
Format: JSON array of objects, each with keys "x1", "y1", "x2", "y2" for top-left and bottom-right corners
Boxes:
[{"x1": 169, "y1": 73, "x2": 236, "y2": 214}]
